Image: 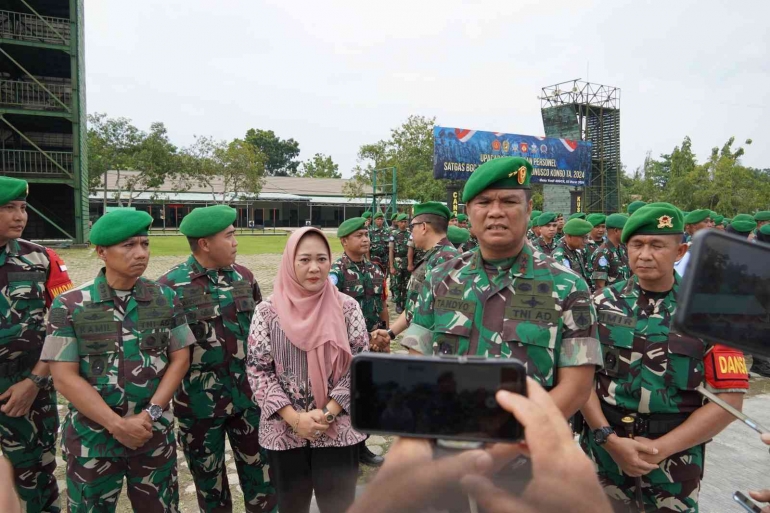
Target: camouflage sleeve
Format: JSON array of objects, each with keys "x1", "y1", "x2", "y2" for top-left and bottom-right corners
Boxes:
[
  {"x1": 703, "y1": 344, "x2": 749, "y2": 394},
  {"x1": 330, "y1": 299, "x2": 369, "y2": 412},
  {"x1": 169, "y1": 289, "x2": 195, "y2": 352},
  {"x1": 246, "y1": 303, "x2": 293, "y2": 418},
  {"x1": 400, "y1": 269, "x2": 437, "y2": 354},
  {"x1": 41, "y1": 294, "x2": 79, "y2": 362},
  {"x1": 253, "y1": 278, "x2": 263, "y2": 304},
  {"x1": 591, "y1": 249, "x2": 609, "y2": 281},
  {"x1": 558, "y1": 277, "x2": 602, "y2": 368},
  {"x1": 329, "y1": 261, "x2": 344, "y2": 290}
]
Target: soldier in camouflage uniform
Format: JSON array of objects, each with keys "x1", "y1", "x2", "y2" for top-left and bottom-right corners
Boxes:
[
  {"x1": 0, "y1": 177, "x2": 73, "y2": 513},
  {"x1": 401, "y1": 157, "x2": 601, "y2": 415},
  {"x1": 368, "y1": 212, "x2": 390, "y2": 274},
  {"x1": 42, "y1": 209, "x2": 195, "y2": 513},
  {"x1": 585, "y1": 214, "x2": 607, "y2": 264},
  {"x1": 532, "y1": 212, "x2": 558, "y2": 256},
  {"x1": 580, "y1": 203, "x2": 749, "y2": 512},
  {"x1": 388, "y1": 214, "x2": 410, "y2": 314},
  {"x1": 447, "y1": 225, "x2": 470, "y2": 251},
  {"x1": 555, "y1": 212, "x2": 565, "y2": 242},
  {"x1": 526, "y1": 210, "x2": 542, "y2": 242},
  {"x1": 157, "y1": 206, "x2": 276, "y2": 513},
  {"x1": 552, "y1": 218, "x2": 593, "y2": 291},
  {"x1": 591, "y1": 213, "x2": 631, "y2": 293},
  {"x1": 331, "y1": 217, "x2": 387, "y2": 467}
]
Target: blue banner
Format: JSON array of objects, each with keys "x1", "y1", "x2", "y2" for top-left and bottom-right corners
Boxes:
[{"x1": 433, "y1": 126, "x2": 593, "y2": 186}]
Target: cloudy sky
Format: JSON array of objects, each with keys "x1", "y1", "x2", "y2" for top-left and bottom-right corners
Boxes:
[{"x1": 85, "y1": 0, "x2": 770, "y2": 177}]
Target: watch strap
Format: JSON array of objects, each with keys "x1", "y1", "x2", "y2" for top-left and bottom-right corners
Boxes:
[{"x1": 387, "y1": 329, "x2": 396, "y2": 340}]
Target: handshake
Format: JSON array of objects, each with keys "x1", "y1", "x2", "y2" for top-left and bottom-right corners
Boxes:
[{"x1": 369, "y1": 329, "x2": 392, "y2": 353}]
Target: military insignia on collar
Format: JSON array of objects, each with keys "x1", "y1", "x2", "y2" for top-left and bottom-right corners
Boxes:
[{"x1": 657, "y1": 215, "x2": 674, "y2": 228}]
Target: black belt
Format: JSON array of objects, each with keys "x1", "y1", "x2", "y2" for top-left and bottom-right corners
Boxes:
[
  {"x1": 0, "y1": 351, "x2": 39, "y2": 378},
  {"x1": 601, "y1": 402, "x2": 690, "y2": 438}
]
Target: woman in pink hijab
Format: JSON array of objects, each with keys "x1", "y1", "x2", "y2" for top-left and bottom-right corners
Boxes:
[{"x1": 247, "y1": 227, "x2": 368, "y2": 513}]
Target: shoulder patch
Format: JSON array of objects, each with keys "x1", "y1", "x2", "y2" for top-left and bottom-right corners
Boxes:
[
  {"x1": 705, "y1": 344, "x2": 749, "y2": 390},
  {"x1": 597, "y1": 256, "x2": 608, "y2": 267},
  {"x1": 329, "y1": 274, "x2": 339, "y2": 286},
  {"x1": 562, "y1": 259, "x2": 571, "y2": 269}
]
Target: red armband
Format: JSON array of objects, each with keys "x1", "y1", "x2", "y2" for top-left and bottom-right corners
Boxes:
[
  {"x1": 704, "y1": 344, "x2": 749, "y2": 390},
  {"x1": 45, "y1": 248, "x2": 74, "y2": 306}
]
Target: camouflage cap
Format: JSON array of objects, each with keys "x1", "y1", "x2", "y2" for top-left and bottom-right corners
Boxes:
[
  {"x1": 362, "y1": 211, "x2": 372, "y2": 219},
  {"x1": 0, "y1": 176, "x2": 28, "y2": 206},
  {"x1": 456, "y1": 213, "x2": 468, "y2": 222},
  {"x1": 568, "y1": 212, "x2": 587, "y2": 220},
  {"x1": 530, "y1": 210, "x2": 543, "y2": 221},
  {"x1": 621, "y1": 202, "x2": 683, "y2": 244},
  {"x1": 373, "y1": 211, "x2": 384, "y2": 219},
  {"x1": 562, "y1": 218, "x2": 593, "y2": 236},
  {"x1": 627, "y1": 201, "x2": 647, "y2": 215},
  {"x1": 90, "y1": 209, "x2": 153, "y2": 246},
  {"x1": 337, "y1": 217, "x2": 367, "y2": 238},
  {"x1": 587, "y1": 213, "x2": 607, "y2": 227},
  {"x1": 396, "y1": 213, "x2": 408, "y2": 222},
  {"x1": 179, "y1": 205, "x2": 236, "y2": 238},
  {"x1": 684, "y1": 209, "x2": 711, "y2": 225},
  {"x1": 461, "y1": 157, "x2": 532, "y2": 203},
  {"x1": 754, "y1": 211, "x2": 770, "y2": 222},
  {"x1": 414, "y1": 201, "x2": 451, "y2": 219},
  {"x1": 535, "y1": 212, "x2": 557, "y2": 227},
  {"x1": 447, "y1": 226, "x2": 471, "y2": 244},
  {"x1": 731, "y1": 217, "x2": 757, "y2": 234},
  {"x1": 606, "y1": 213, "x2": 628, "y2": 229}
]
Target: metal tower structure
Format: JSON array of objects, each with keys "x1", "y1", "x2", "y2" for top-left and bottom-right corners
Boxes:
[
  {"x1": 0, "y1": 0, "x2": 88, "y2": 243},
  {"x1": 368, "y1": 167, "x2": 398, "y2": 218},
  {"x1": 540, "y1": 79, "x2": 620, "y2": 214}
]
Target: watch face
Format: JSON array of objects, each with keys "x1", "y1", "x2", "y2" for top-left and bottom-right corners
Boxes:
[
  {"x1": 149, "y1": 405, "x2": 163, "y2": 420},
  {"x1": 325, "y1": 413, "x2": 335, "y2": 423}
]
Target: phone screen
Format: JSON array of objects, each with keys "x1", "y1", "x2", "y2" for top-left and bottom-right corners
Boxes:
[
  {"x1": 734, "y1": 491, "x2": 763, "y2": 513},
  {"x1": 351, "y1": 354, "x2": 525, "y2": 443},
  {"x1": 676, "y1": 231, "x2": 770, "y2": 357}
]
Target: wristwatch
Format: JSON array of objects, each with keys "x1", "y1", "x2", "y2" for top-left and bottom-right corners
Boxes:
[
  {"x1": 145, "y1": 403, "x2": 163, "y2": 422},
  {"x1": 322, "y1": 406, "x2": 336, "y2": 424},
  {"x1": 387, "y1": 329, "x2": 396, "y2": 341},
  {"x1": 593, "y1": 426, "x2": 615, "y2": 445},
  {"x1": 28, "y1": 373, "x2": 52, "y2": 390}
]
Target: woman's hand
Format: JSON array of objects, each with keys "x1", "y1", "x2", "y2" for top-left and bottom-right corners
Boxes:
[{"x1": 295, "y1": 411, "x2": 329, "y2": 441}]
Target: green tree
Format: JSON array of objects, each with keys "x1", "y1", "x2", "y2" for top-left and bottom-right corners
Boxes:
[
  {"x1": 300, "y1": 153, "x2": 341, "y2": 178},
  {"x1": 244, "y1": 129, "x2": 300, "y2": 176},
  {"x1": 86, "y1": 113, "x2": 143, "y2": 206}
]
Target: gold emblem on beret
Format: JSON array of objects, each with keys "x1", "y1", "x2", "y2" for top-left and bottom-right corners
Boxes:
[
  {"x1": 508, "y1": 165, "x2": 527, "y2": 185},
  {"x1": 657, "y1": 215, "x2": 674, "y2": 228}
]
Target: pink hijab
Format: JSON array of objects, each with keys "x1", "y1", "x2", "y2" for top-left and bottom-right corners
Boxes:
[{"x1": 271, "y1": 227, "x2": 351, "y2": 436}]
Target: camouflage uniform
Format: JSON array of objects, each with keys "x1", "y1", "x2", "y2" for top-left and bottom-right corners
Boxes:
[
  {"x1": 403, "y1": 237, "x2": 458, "y2": 324},
  {"x1": 0, "y1": 239, "x2": 71, "y2": 513},
  {"x1": 580, "y1": 274, "x2": 747, "y2": 512},
  {"x1": 401, "y1": 244, "x2": 602, "y2": 387},
  {"x1": 532, "y1": 236, "x2": 556, "y2": 256},
  {"x1": 552, "y1": 239, "x2": 592, "y2": 291},
  {"x1": 330, "y1": 253, "x2": 386, "y2": 333},
  {"x1": 526, "y1": 228, "x2": 536, "y2": 242},
  {"x1": 157, "y1": 256, "x2": 276, "y2": 513},
  {"x1": 389, "y1": 228, "x2": 410, "y2": 309},
  {"x1": 555, "y1": 231, "x2": 565, "y2": 242},
  {"x1": 584, "y1": 238, "x2": 602, "y2": 264},
  {"x1": 368, "y1": 225, "x2": 390, "y2": 274},
  {"x1": 41, "y1": 270, "x2": 196, "y2": 513},
  {"x1": 590, "y1": 240, "x2": 630, "y2": 288}
]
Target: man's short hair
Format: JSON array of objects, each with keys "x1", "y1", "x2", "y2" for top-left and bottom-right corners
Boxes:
[
  {"x1": 415, "y1": 213, "x2": 449, "y2": 235},
  {"x1": 187, "y1": 236, "x2": 202, "y2": 253}
]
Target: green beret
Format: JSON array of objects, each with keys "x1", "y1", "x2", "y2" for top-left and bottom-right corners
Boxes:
[
  {"x1": 587, "y1": 214, "x2": 607, "y2": 227},
  {"x1": 396, "y1": 213, "x2": 408, "y2": 222},
  {"x1": 456, "y1": 213, "x2": 469, "y2": 222},
  {"x1": 447, "y1": 226, "x2": 471, "y2": 245},
  {"x1": 391, "y1": 213, "x2": 399, "y2": 221},
  {"x1": 413, "y1": 201, "x2": 451, "y2": 220},
  {"x1": 373, "y1": 212, "x2": 384, "y2": 219},
  {"x1": 362, "y1": 211, "x2": 372, "y2": 219},
  {"x1": 90, "y1": 209, "x2": 153, "y2": 246},
  {"x1": 753, "y1": 211, "x2": 770, "y2": 221},
  {"x1": 711, "y1": 214, "x2": 724, "y2": 225},
  {"x1": 450, "y1": 213, "x2": 457, "y2": 220},
  {"x1": 569, "y1": 212, "x2": 586, "y2": 220},
  {"x1": 621, "y1": 202, "x2": 683, "y2": 244},
  {"x1": 530, "y1": 210, "x2": 543, "y2": 221},
  {"x1": 555, "y1": 212, "x2": 563, "y2": 219},
  {"x1": 535, "y1": 212, "x2": 557, "y2": 227},
  {"x1": 0, "y1": 177, "x2": 28, "y2": 206},
  {"x1": 684, "y1": 209, "x2": 711, "y2": 225},
  {"x1": 337, "y1": 217, "x2": 366, "y2": 238},
  {"x1": 606, "y1": 213, "x2": 628, "y2": 229},
  {"x1": 462, "y1": 157, "x2": 532, "y2": 203},
  {"x1": 733, "y1": 214, "x2": 754, "y2": 223},
  {"x1": 562, "y1": 219, "x2": 593, "y2": 236},
  {"x1": 731, "y1": 218, "x2": 757, "y2": 233},
  {"x1": 627, "y1": 201, "x2": 647, "y2": 215},
  {"x1": 180, "y1": 205, "x2": 237, "y2": 238},
  {"x1": 760, "y1": 224, "x2": 770, "y2": 235}
]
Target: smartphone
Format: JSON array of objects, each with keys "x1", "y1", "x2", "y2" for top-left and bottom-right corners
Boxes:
[
  {"x1": 734, "y1": 491, "x2": 763, "y2": 513},
  {"x1": 674, "y1": 230, "x2": 770, "y2": 357},
  {"x1": 351, "y1": 353, "x2": 526, "y2": 443}
]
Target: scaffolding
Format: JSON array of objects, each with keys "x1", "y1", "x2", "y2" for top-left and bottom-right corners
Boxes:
[
  {"x1": 367, "y1": 167, "x2": 398, "y2": 219},
  {"x1": 0, "y1": 0, "x2": 88, "y2": 243},
  {"x1": 540, "y1": 79, "x2": 621, "y2": 214}
]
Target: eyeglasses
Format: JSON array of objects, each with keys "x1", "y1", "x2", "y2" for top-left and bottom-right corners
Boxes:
[{"x1": 409, "y1": 221, "x2": 430, "y2": 231}]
